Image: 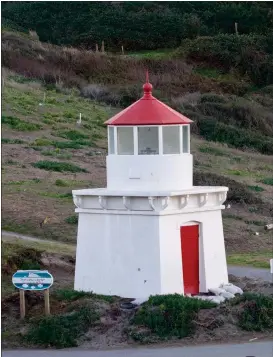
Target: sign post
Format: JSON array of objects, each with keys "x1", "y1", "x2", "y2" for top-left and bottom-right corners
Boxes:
[{"x1": 12, "y1": 270, "x2": 53, "y2": 319}]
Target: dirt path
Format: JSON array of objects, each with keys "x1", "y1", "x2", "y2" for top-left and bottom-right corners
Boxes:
[{"x1": 2, "y1": 230, "x2": 272, "y2": 282}]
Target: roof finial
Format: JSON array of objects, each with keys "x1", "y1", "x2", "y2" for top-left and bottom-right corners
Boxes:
[{"x1": 143, "y1": 70, "x2": 153, "y2": 98}]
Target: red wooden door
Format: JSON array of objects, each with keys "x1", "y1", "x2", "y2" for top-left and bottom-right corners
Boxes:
[{"x1": 180, "y1": 225, "x2": 199, "y2": 294}]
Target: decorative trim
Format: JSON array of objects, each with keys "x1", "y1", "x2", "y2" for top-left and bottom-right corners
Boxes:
[
  {"x1": 148, "y1": 196, "x2": 156, "y2": 211},
  {"x1": 180, "y1": 194, "x2": 189, "y2": 209},
  {"x1": 199, "y1": 193, "x2": 209, "y2": 207},
  {"x1": 98, "y1": 196, "x2": 107, "y2": 210},
  {"x1": 73, "y1": 195, "x2": 82, "y2": 209},
  {"x1": 123, "y1": 196, "x2": 131, "y2": 210},
  {"x1": 161, "y1": 197, "x2": 169, "y2": 210}
]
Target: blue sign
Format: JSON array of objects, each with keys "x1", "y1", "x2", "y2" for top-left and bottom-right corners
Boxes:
[{"x1": 12, "y1": 270, "x2": 53, "y2": 291}]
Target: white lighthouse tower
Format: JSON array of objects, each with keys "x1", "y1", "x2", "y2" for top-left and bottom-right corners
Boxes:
[{"x1": 73, "y1": 75, "x2": 229, "y2": 298}]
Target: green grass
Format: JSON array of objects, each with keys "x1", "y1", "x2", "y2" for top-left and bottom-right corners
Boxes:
[
  {"x1": 25, "y1": 307, "x2": 98, "y2": 348},
  {"x1": 54, "y1": 129, "x2": 89, "y2": 141},
  {"x1": 55, "y1": 179, "x2": 69, "y2": 187},
  {"x1": 39, "y1": 192, "x2": 72, "y2": 199},
  {"x1": 248, "y1": 185, "x2": 265, "y2": 192},
  {"x1": 132, "y1": 294, "x2": 216, "y2": 340},
  {"x1": 198, "y1": 145, "x2": 227, "y2": 156},
  {"x1": 227, "y1": 251, "x2": 271, "y2": 268},
  {"x1": 65, "y1": 215, "x2": 78, "y2": 224},
  {"x1": 2, "y1": 137, "x2": 25, "y2": 144},
  {"x1": 41, "y1": 149, "x2": 72, "y2": 160},
  {"x1": 32, "y1": 160, "x2": 88, "y2": 173},
  {"x1": 53, "y1": 289, "x2": 115, "y2": 303},
  {"x1": 261, "y1": 177, "x2": 273, "y2": 186},
  {"x1": 226, "y1": 169, "x2": 251, "y2": 177},
  {"x1": 2, "y1": 115, "x2": 42, "y2": 131}
]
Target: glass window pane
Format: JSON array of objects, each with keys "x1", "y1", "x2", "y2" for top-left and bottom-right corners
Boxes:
[
  {"x1": 163, "y1": 126, "x2": 180, "y2": 154},
  {"x1": 117, "y1": 127, "x2": 134, "y2": 155},
  {"x1": 183, "y1": 125, "x2": 189, "y2": 153},
  {"x1": 138, "y1": 127, "x2": 159, "y2": 155},
  {"x1": 108, "y1": 126, "x2": 115, "y2": 154}
]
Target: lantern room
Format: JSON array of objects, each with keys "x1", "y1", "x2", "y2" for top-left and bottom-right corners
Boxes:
[{"x1": 104, "y1": 76, "x2": 194, "y2": 191}]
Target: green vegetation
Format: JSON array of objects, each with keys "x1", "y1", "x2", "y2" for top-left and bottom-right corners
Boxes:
[
  {"x1": 198, "y1": 145, "x2": 227, "y2": 156},
  {"x1": 65, "y1": 215, "x2": 78, "y2": 225},
  {"x1": 2, "y1": 137, "x2": 25, "y2": 144},
  {"x1": 248, "y1": 185, "x2": 265, "y2": 192},
  {"x1": 32, "y1": 161, "x2": 88, "y2": 173},
  {"x1": 261, "y1": 178, "x2": 273, "y2": 186},
  {"x1": 2, "y1": 2, "x2": 273, "y2": 50},
  {"x1": 227, "y1": 251, "x2": 271, "y2": 269},
  {"x1": 25, "y1": 307, "x2": 98, "y2": 348},
  {"x1": 233, "y1": 293, "x2": 273, "y2": 331},
  {"x1": 2, "y1": 115, "x2": 42, "y2": 131},
  {"x1": 54, "y1": 289, "x2": 115, "y2": 303},
  {"x1": 41, "y1": 149, "x2": 72, "y2": 160},
  {"x1": 54, "y1": 129, "x2": 89, "y2": 141},
  {"x1": 55, "y1": 179, "x2": 69, "y2": 187},
  {"x1": 132, "y1": 294, "x2": 216, "y2": 340}
]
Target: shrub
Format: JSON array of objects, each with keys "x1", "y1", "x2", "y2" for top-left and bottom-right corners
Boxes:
[
  {"x1": 32, "y1": 161, "x2": 88, "y2": 173},
  {"x1": 55, "y1": 179, "x2": 69, "y2": 187},
  {"x1": 2, "y1": 138, "x2": 25, "y2": 144},
  {"x1": 234, "y1": 293, "x2": 273, "y2": 331},
  {"x1": 54, "y1": 289, "x2": 115, "y2": 303},
  {"x1": 65, "y1": 215, "x2": 78, "y2": 224},
  {"x1": 25, "y1": 307, "x2": 98, "y2": 348},
  {"x1": 52, "y1": 140, "x2": 92, "y2": 149},
  {"x1": 54, "y1": 129, "x2": 89, "y2": 141},
  {"x1": 81, "y1": 84, "x2": 121, "y2": 106},
  {"x1": 248, "y1": 185, "x2": 265, "y2": 192},
  {"x1": 2, "y1": 115, "x2": 42, "y2": 131},
  {"x1": 193, "y1": 171, "x2": 262, "y2": 204},
  {"x1": 32, "y1": 138, "x2": 52, "y2": 146},
  {"x1": 132, "y1": 294, "x2": 216, "y2": 339},
  {"x1": 261, "y1": 178, "x2": 273, "y2": 186}
]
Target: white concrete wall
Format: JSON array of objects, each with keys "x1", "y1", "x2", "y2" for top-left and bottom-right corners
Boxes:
[
  {"x1": 106, "y1": 154, "x2": 193, "y2": 191},
  {"x1": 158, "y1": 210, "x2": 228, "y2": 294},
  {"x1": 74, "y1": 212, "x2": 161, "y2": 298}
]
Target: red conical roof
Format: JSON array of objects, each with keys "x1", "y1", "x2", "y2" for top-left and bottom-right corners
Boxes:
[{"x1": 104, "y1": 72, "x2": 193, "y2": 126}]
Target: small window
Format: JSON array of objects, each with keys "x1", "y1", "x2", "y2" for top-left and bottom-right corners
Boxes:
[
  {"x1": 183, "y1": 125, "x2": 189, "y2": 153},
  {"x1": 163, "y1": 126, "x2": 180, "y2": 154},
  {"x1": 117, "y1": 127, "x2": 134, "y2": 155},
  {"x1": 138, "y1": 126, "x2": 159, "y2": 155},
  {"x1": 108, "y1": 126, "x2": 115, "y2": 154}
]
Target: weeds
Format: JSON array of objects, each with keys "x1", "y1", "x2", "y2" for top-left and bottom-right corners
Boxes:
[
  {"x1": 233, "y1": 293, "x2": 273, "y2": 331},
  {"x1": 248, "y1": 185, "x2": 265, "y2": 192},
  {"x1": 65, "y1": 215, "x2": 78, "y2": 224},
  {"x1": 2, "y1": 137, "x2": 25, "y2": 144},
  {"x1": 198, "y1": 145, "x2": 227, "y2": 156},
  {"x1": 54, "y1": 289, "x2": 115, "y2": 303},
  {"x1": 55, "y1": 179, "x2": 69, "y2": 187},
  {"x1": 32, "y1": 161, "x2": 88, "y2": 173},
  {"x1": 261, "y1": 177, "x2": 273, "y2": 186},
  {"x1": 54, "y1": 129, "x2": 89, "y2": 141},
  {"x1": 2, "y1": 115, "x2": 42, "y2": 131},
  {"x1": 25, "y1": 307, "x2": 98, "y2": 348}
]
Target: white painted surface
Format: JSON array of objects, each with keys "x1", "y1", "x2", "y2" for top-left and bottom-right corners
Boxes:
[
  {"x1": 74, "y1": 213, "x2": 161, "y2": 298},
  {"x1": 107, "y1": 154, "x2": 193, "y2": 191},
  {"x1": 74, "y1": 198, "x2": 228, "y2": 297}
]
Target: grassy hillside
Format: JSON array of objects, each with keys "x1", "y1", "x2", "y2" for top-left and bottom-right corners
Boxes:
[
  {"x1": 2, "y1": 2, "x2": 273, "y2": 50},
  {"x1": 2, "y1": 68, "x2": 273, "y2": 263}
]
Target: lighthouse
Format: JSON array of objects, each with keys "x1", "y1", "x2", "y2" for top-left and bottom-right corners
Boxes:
[{"x1": 73, "y1": 75, "x2": 229, "y2": 298}]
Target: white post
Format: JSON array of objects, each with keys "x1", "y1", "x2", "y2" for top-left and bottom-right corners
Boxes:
[{"x1": 270, "y1": 259, "x2": 273, "y2": 283}]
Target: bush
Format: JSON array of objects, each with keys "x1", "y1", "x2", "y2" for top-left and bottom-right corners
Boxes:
[
  {"x1": 193, "y1": 171, "x2": 262, "y2": 204},
  {"x1": 25, "y1": 307, "x2": 98, "y2": 348},
  {"x1": 198, "y1": 118, "x2": 273, "y2": 155},
  {"x1": 32, "y1": 161, "x2": 88, "y2": 173},
  {"x1": 54, "y1": 129, "x2": 89, "y2": 141},
  {"x1": 132, "y1": 294, "x2": 216, "y2": 339},
  {"x1": 261, "y1": 178, "x2": 273, "y2": 186},
  {"x1": 65, "y1": 215, "x2": 78, "y2": 224},
  {"x1": 2, "y1": 115, "x2": 42, "y2": 131},
  {"x1": 2, "y1": 137, "x2": 25, "y2": 144},
  {"x1": 234, "y1": 293, "x2": 273, "y2": 331},
  {"x1": 55, "y1": 179, "x2": 69, "y2": 187}
]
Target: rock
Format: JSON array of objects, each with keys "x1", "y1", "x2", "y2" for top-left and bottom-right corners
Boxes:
[{"x1": 221, "y1": 283, "x2": 243, "y2": 295}]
